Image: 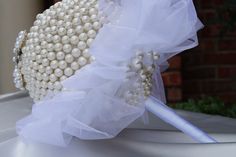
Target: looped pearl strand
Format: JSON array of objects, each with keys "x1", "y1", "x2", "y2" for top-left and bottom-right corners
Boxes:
[{"x1": 123, "y1": 50, "x2": 160, "y2": 106}]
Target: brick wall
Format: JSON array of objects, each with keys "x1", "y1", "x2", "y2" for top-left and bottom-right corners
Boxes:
[
  {"x1": 182, "y1": 0, "x2": 236, "y2": 103},
  {"x1": 162, "y1": 56, "x2": 183, "y2": 103}
]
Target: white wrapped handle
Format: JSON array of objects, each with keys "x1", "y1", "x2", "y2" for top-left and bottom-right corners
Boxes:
[{"x1": 146, "y1": 96, "x2": 217, "y2": 143}]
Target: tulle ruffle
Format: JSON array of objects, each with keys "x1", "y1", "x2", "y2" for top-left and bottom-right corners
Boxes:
[{"x1": 17, "y1": 0, "x2": 203, "y2": 146}]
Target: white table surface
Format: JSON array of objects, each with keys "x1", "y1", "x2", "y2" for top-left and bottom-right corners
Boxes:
[{"x1": 0, "y1": 92, "x2": 236, "y2": 157}]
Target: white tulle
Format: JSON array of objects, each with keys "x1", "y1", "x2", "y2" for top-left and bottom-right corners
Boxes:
[{"x1": 17, "y1": 0, "x2": 204, "y2": 146}]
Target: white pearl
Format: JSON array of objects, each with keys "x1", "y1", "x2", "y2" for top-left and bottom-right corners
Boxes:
[
  {"x1": 32, "y1": 32, "x2": 39, "y2": 38},
  {"x1": 41, "y1": 81, "x2": 48, "y2": 89},
  {"x1": 59, "y1": 61, "x2": 67, "y2": 69},
  {"x1": 62, "y1": 36, "x2": 70, "y2": 44},
  {"x1": 72, "y1": 18, "x2": 80, "y2": 26},
  {"x1": 49, "y1": 74, "x2": 57, "y2": 82},
  {"x1": 50, "y1": 19, "x2": 57, "y2": 26},
  {"x1": 64, "y1": 67, "x2": 73, "y2": 76},
  {"x1": 87, "y1": 38, "x2": 94, "y2": 46},
  {"x1": 38, "y1": 65, "x2": 45, "y2": 73},
  {"x1": 57, "y1": 20, "x2": 64, "y2": 27},
  {"x1": 53, "y1": 35, "x2": 61, "y2": 43},
  {"x1": 91, "y1": 14, "x2": 98, "y2": 22},
  {"x1": 48, "y1": 82, "x2": 54, "y2": 90},
  {"x1": 65, "y1": 22, "x2": 72, "y2": 29},
  {"x1": 93, "y1": 21, "x2": 101, "y2": 30},
  {"x1": 33, "y1": 62, "x2": 38, "y2": 70},
  {"x1": 70, "y1": 36, "x2": 79, "y2": 45},
  {"x1": 87, "y1": 30, "x2": 96, "y2": 38},
  {"x1": 64, "y1": 15, "x2": 72, "y2": 22},
  {"x1": 81, "y1": 16, "x2": 89, "y2": 23},
  {"x1": 75, "y1": 26, "x2": 83, "y2": 34},
  {"x1": 33, "y1": 38, "x2": 39, "y2": 44},
  {"x1": 51, "y1": 26, "x2": 57, "y2": 35},
  {"x1": 54, "y1": 43, "x2": 63, "y2": 51},
  {"x1": 74, "y1": 5, "x2": 80, "y2": 12},
  {"x1": 72, "y1": 48, "x2": 81, "y2": 57},
  {"x1": 68, "y1": 9, "x2": 75, "y2": 15},
  {"x1": 47, "y1": 52, "x2": 56, "y2": 60},
  {"x1": 50, "y1": 60, "x2": 58, "y2": 69},
  {"x1": 67, "y1": 29, "x2": 75, "y2": 36},
  {"x1": 34, "y1": 20, "x2": 41, "y2": 26},
  {"x1": 58, "y1": 27, "x2": 66, "y2": 36},
  {"x1": 58, "y1": 12, "x2": 65, "y2": 20},
  {"x1": 45, "y1": 27, "x2": 51, "y2": 34},
  {"x1": 42, "y1": 73, "x2": 49, "y2": 81},
  {"x1": 56, "y1": 51, "x2": 65, "y2": 60},
  {"x1": 31, "y1": 52, "x2": 36, "y2": 60},
  {"x1": 60, "y1": 75, "x2": 67, "y2": 81},
  {"x1": 54, "y1": 81, "x2": 63, "y2": 90},
  {"x1": 153, "y1": 53, "x2": 160, "y2": 60},
  {"x1": 63, "y1": 44, "x2": 72, "y2": 53},
  {"x1": 35, "y1": 46, "x2": 41, "y2": 54},
  {"x1": 36, "y1": 73, "x2": 42, "y2": 81},
  {"x1": 79, "y1": 33, "x2": 88, "y2": 41},
  {"x1": 42, "y1": 58, "x2": 49, "y2": 66},
  {"x1": 89, "y1": 8, "x2": 97, "y2": 15},
  {"x1": 74, "y1": 12, "x2": 80, "y2": 19},
  {"x1": 71, "y1": 62, "x2": 79, "y2": 70},
  {"x1": 80, "y1": 8, "x2": 86, "y2": 14},
  {"x1": 65, "y1": 54, "x2": 74, "y2": 63},
  {"x1": 54, "y1": 68, "x2": 63, "y2": 77},
  {"x1": 36, "y1": 13, "x2": 44, "y2": 20},
  {"x1": 41, "y1": 49, "x2": 47, "y2": 58},
  {"x1": 78, "y1": 41, "x2": 86, "y2": 50},
  {"x1": 82, "y1": 49, "x2": 91, "y2": 58},
  {"x1": 49, "y1": 11, "x2": 57, "y2": 18},
  {"x1": 84, "y1": 23, "x2": 92, "y2": 31},
  {"x1": 41, "y1": 41, "x2": 48, "y2": 49},
  {"x1": 36, "y1": 55, "x2": 42, "y2": 63},
  {"x1": 47, "y1": 43, "x2": 54, "y2": 51},
  {"x1": 78, "y1": 56, "x2": 87, "y2": 66}
]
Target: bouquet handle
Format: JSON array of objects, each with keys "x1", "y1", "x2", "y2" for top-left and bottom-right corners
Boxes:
[{"x1": 146, "y1": 96, "x2": 217, "y2": 143}]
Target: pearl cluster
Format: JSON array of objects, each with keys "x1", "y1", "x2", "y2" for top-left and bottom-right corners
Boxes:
[
  {"x1": 124, "y1": 50, "x2": 160, "y2": 105},
  {"x1": 13, "y1": 0, "x2": 104, "y2": 102},
  {"x1": 13, "y1": 31, "x2": 27, "y2": 90}
]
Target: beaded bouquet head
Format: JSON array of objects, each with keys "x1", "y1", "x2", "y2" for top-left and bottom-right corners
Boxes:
[
  {"x1": 14, "y1": 0, "x2": 216, "y2": 146},
  {"x1": 13, "y1": 0, "x2": 103, "y2": 101}
]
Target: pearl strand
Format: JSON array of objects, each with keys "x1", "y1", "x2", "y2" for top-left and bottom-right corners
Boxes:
[{"x1": 124, "y1": 50, "x2": 160, "y2": 106}]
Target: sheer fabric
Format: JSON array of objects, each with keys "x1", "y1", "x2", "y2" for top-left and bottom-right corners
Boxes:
[{"x1": 17, "y1": 0, "x2": 203, "y2": 146}]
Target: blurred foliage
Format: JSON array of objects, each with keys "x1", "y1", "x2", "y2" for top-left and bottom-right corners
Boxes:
[
  {"x1": 170, "y1": 97, "x2": 236, "y2": 118},
  {"x1": 216, "y1": 0, "x2": 236, "y2": 36}
]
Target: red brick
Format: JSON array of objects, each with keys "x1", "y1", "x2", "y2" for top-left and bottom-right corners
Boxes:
[
  {"x1": 217, "y1": 67, "x2": 236, "y2": 79},
  {"x1": 183, "y1": 80, "x2": 202, "y2": 94},
  {"x1": 167, "y1": 88, "x2": 182, "y2": 102},
  {"x1": 219, "y1": 39, "x2": 236, "y2": 51},
  {"x1": 201, "y1": 25, "x2": 221, "y2": 37},
  {"x1": 162, "y1": 72, "x2": 182, "y2": 87},
  {"x1": 168, "y1": 56, "x2": 181, "y2": 70},
  {"x1": 204, "y1": 53, "x2": 236, "y2": 65},
  {"x1": 199, "y1": 0, "x2": 224, "y2": 9},
  {"x1": 183, "y1": 67, "x2": 216, "y2": 79},
  {"x1": 200, "y1": 79, "x2": 234, "y2": 93},
  {"x1": 199, "y1": 39, "x2": 216, "y2": 51},
  {"x1": 200, "y1": 0, "x2": 213, "y2": 8},
  {"x1": 214, "y1": 0, "x2": 224, "y2": 5},
  {"x1": 199, "y1": 10, "x2": 216, "y2": 24}
]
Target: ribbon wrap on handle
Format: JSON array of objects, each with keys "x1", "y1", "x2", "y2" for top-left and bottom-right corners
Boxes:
[{"x1": 146, "y1": 96, "x2": 217, "y2": 143}]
